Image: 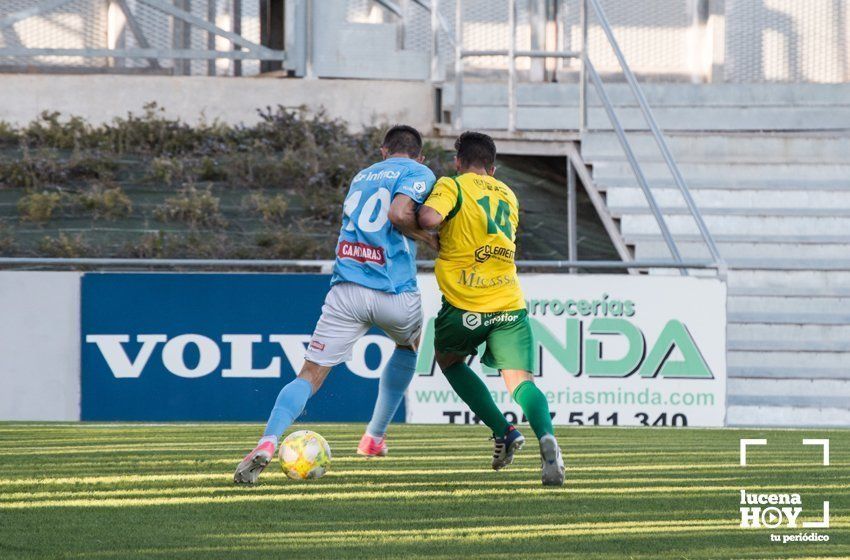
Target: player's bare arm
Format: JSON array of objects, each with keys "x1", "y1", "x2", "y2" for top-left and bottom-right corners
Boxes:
[
  {"x1": 416, "y1": 204, "x2": 445, "y2": 230},
  {"x1": 388, "y1": 193, "x2": 439, "y2": 251}
]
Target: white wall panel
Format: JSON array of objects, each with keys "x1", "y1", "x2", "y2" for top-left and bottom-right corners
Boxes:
[{"x1": 0, "y1": 272, "x2": 81, "y2": 420}]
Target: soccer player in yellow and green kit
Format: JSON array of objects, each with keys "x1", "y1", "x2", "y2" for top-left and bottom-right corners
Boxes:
[{"x1": 418, "y1": 132, "x2": 565, "y2": 486}]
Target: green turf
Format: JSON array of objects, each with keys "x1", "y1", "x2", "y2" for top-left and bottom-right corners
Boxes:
[{"x1": 0, "y1": 424, "x2": 847, "y2": 559}]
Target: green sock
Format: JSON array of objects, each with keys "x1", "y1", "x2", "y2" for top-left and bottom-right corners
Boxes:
[
  {"x1": 443, "y1": 363, "x2": 510, "y2": 435},
  {"x1": 513, "y1": 380, "x2": 554, "y2": 439}
]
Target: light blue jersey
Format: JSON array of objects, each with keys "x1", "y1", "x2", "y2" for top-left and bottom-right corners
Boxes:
[{"x1": 330, "y1": 157, "x2": 436, "y2": 294}]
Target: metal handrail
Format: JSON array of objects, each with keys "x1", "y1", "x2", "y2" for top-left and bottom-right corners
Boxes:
[
  {"x1": 440, "y1": 0, "x2": 723, "y2": 277},
  {"x1": 372, "y1": 0, "x2": 404, "y2": 18},
  {"x1": 0, "y1": 258, "x2": 719, "y2": 271},
  {"x1": 586, "y1": 60, "x2": 686, "y2": 275},
  {"x1": 449, "y1": 0, "x2": 581, "y2": 131},
  {"x1": 0, "y1": 0, "x2": 75, "y2": 28},
  {"x1": 0, "y1": 0, "x2": 286, "y2": 68},
  {"x1": 587, "y1": 0, "x2": 725, "y2": 271},
  {"x1": 5, "y1": 256, "x2": 839, "y2": 271}
]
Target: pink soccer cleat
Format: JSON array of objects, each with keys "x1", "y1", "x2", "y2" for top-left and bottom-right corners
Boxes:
[
  {"x1": 233, "y1": 440, "x2": 276, "y2": 484},
  {"x1": 357, "y1": 433, "x2": 388, "y2": 458}
]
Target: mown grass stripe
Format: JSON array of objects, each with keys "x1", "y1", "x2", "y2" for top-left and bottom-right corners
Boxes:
[
  {"x1": 0, "y1": 445, "x2": 762, "y2": 458},
  {"x1": 1, "y1": 462, "x2": 845, "y2": 488},
  {"x1": 0, "y1": 474, "x2": 756, "y2": 491},
  {"x1": 225, "y1": 518, "x2": 850, "y2": 541},
  {"x1": 63, "y1": 521, "x2": 850, "y2": 558},
  {"x1": 5, "y1": 480, "x2": 850, "y2": 504},
  {"x1": 3, "y1": 482, "x2": 850, "y2": 509}
]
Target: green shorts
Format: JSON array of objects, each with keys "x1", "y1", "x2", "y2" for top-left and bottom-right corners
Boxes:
[{"x1": 434, "y1": 300, "x2": 535, "y2": 372}]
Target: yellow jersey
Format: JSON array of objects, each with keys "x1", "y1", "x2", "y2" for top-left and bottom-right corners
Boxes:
[{"x1": 423, "y1": 172, "x2": 525, "y2": 312}]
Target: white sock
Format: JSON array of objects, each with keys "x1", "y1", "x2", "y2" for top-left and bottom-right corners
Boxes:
[{"x1": 258, "y1": 435, "x2": 278, "y2": 450}]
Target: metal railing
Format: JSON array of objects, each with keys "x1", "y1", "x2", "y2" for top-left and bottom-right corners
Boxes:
[
  {"x1": 0, "y1": 0, "x2": 285, "y2": 73},
  {"x1": 452, "y1": 0, "x2": 581, "y2": 132},
  {"x1": 447, "y1": 0, "x2": 725, "y2": 277},
  {"x1": 0, "y1": 257, "x2": 721, "y2": 272},
  {"x1": 587, "y1": 0, "x2": 724, "y2": 272}
]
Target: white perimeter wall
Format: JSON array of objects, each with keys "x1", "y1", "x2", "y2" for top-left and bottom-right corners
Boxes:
[
  {"x1": 0, "y1": 272, "x2": 80, "y2": 421},
  {"x1": 0, "y1": 75, "x2": 434, "y2": 131}
]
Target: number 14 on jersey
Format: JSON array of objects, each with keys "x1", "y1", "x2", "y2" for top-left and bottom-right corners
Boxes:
[{"x1": 476, "y1": 195, "x2": 513, "y2": 239}]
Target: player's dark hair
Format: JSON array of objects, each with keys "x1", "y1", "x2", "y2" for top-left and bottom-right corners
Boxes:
[
  {"x1": 455, "y1": 131, "x2": 497, "y2": 168},
  {"x1": 382, "y1": 125, "x2": 423, "y2": 158}
]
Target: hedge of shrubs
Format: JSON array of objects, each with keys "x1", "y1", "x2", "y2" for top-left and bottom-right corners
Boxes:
[{"x1": 0, "y1": 104, "x2": 452, "y2": 260}]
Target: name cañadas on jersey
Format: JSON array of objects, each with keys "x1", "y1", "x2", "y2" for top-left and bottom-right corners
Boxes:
[{"x1": 337, "y1": 240, "x2": 385, "y2": 265}]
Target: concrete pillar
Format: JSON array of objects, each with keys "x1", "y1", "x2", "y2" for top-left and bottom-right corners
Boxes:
[
  {"x1": 107, "y1": 0, "x2": 127, "y2": 69},
  {"x1": 528, "y1": 0, "x2": 546, "y2": 82}
]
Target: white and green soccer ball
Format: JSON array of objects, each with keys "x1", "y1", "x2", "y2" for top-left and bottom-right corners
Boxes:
[{"x1": 279, "y1": 430, "x2": 332, "y2": 481}]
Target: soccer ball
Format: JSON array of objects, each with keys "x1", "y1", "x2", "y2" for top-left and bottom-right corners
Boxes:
[{"x1": 279, "y1": 430, "x2": 332, "y2": 480}]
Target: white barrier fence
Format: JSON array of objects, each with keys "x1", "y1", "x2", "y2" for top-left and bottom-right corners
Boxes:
[{"x1": 0, "y1": 270, "x2": 734, "y2": 427}]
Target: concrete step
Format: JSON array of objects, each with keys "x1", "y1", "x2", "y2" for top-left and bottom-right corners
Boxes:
[
  {"x1": 606, "y1": 187, "x2": 850, "y2": 210},
  {"x1": 593, "y1": 161, "x2": 850, "y2": 181},
  {"x1": 613, "y1": 206, "x2": 850, "y2": 218},
  {"x1": 728, "y1": 339, "x2": 850, "y2": 353},
  {"x1": 728, "y1": 395, "x2": 849, "y2": 409},
  {"x1": 727, "y1": 405, "x2": 850, "y2": 427},
  {"x1": 728, "y1": 284, "x2": 850, "y2": 298},
  {"x1": 442, "y1": 83, "x2": 850, "y2": 130},
  {"x1": 729, "y1": 365, "x2": 850, "y2": 380},
  {"x1": 643, "y1": 259, "x2": 850, "y2": 273},
  {"x1": 634, "y1": 240, "x2": 850, "y2": 261},
  {"x1": 730, "y1": 351, "x2": 850, "y2": 370},
  {"x1": 726, "y1": 259, "x2": 850, "y2": 271},
  {"x1": 619, "y1": 213, "x2": 850, "y2": 236},
  {"x1": 443, "y1": 83, "x2": 850, "y2": 108},
  {"x1": 728, "y1": 323, "x2": 850, "y2": 341},
  {"x1": 728, "y1": 296, "x2": 850, "y2": 316},
  {"x1": 595, "y1": 176, "x2": 850, "y2": 191},
  {"x1": 729, "y1": 312, "x2": 850, "y2": 326},
  {"x1": 459, "y1": 106, "x2": 850, "y2": 131},
  {"x1": 627, "y1": 233, "x2": 850, "y2": 244},
  {"x1": 727, "y1": 269, "x2": 850, "y2": 291},
  {"x1": 724, "y1": 259, "x2": 850, "y2": 271},
  {"x1": 581, "y1": 131, "x2": 850, "y2": 164},
  {"x1": 728, "y1": 378, "x2": 850, "y2": 409}
]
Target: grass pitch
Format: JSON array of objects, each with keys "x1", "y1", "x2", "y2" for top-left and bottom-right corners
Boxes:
[{"x1": 0, "y1": 424, "x2": 847, "y2": 559}]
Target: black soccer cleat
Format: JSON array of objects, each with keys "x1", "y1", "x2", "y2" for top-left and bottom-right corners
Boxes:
[{"x1": 491, "y1": 425, "x2": 525, "y2": 470}]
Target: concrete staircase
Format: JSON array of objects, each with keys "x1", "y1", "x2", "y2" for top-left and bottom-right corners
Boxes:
[
  {"x1": 440, "y1": 81, "x2": 850, "y2": 425},
  {"x1": 579, "y1": 84, "x2": 850, "y2": 427}
]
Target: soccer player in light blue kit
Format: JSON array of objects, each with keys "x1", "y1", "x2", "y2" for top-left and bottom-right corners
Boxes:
[{"x1": 235, "y1": 125, "x2": 437, "y2": 483}]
